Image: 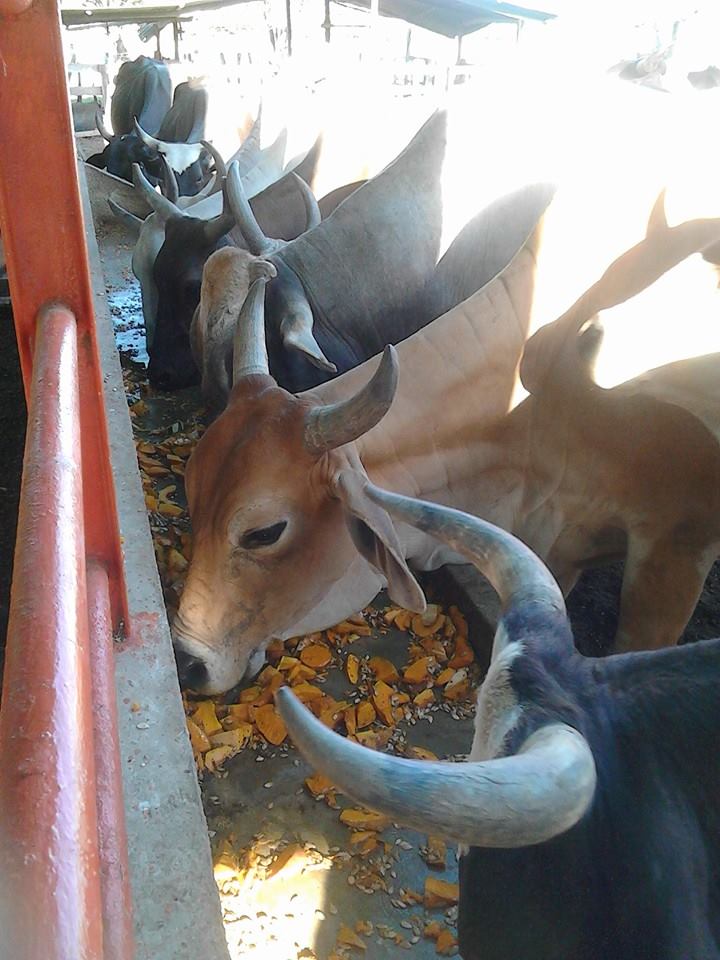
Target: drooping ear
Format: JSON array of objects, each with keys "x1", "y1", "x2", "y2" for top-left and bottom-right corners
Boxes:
[
  {"x1": 334, "y1": 470, "x2": 426, "y2": 613},
  {"x1": 86, "y1": 151, "x2": 108, "y2": 169}
]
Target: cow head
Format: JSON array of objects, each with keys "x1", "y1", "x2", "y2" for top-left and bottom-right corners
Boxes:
[
  {"x1": 173, "y1": 278, "x2": 424, "y2": 693},
  {"x1": 275, "y1": 490, "x2": 598, "y2": 959},
  {"x1": 132, "y1": 118, "x2": 213, "y2": 196},
  {"x1": 146, "y1": 159, "x2": 326, "y2": 394}
]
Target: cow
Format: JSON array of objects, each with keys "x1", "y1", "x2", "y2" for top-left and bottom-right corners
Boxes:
[
  {"x1": 171, "y1": 198, "x2": 720, "y2": 695},
  {"x1": 275, "y1": 487, "x2": 720, "y2": 960},
  {"x1": 178, "y1": 109, "x2": 553, "y2": 404},
  {"x1": 86, "y1": 56, "x2": 172, "y2": 184},
  {"x1": 132, "y1": 77, "x2": 213, "y2": 195},
  {"x1": 133, "y1": 141, "x2": 365, "y2": 392},
  {"x1": 108, "y1": 117, "x2": 311, "y2": 348}
]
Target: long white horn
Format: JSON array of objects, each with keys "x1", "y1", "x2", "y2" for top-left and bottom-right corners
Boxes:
[
  {"x1": 232, "y1": 262, "x2": 277, "y2": 382},
  {"x1": 133, "y1": 116, "x2": 161, "y2": 151},
  {"x1": 277, "y1": 689, "x2": 596, "y2": 848},
  {"x1": 303, "y1": 346, "x2": 396, "y2": 454},
  {"x1": 95, "y1": 105, "x2": 114, "y2": 141},
  {"x1": 107, "y1": 198, "x2": 143, "y2": 236},
  {"x1": 131, "y1": 163, "x2": 181, "y2": 223}
]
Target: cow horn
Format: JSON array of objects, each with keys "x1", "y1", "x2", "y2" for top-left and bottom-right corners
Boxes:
[
  {"x1": 133, "y1": 116, "x2": 161, "y2": 152},
  {"x1": 225, "y1": 160, "x2": 278, "y2": 256},
  {"x1": 158, "y1": 153, "x2": 179, "y2": 204},
  {"x1": 277, "y1": 688, "x2": 596, "y2": 848},
  {"x1": 365, "y1": 486, "x2": 566, "y2": 628},
  {"x1": 280, "y1": 294, "x2": 336, "y2": 373},
  {"x1": 193, "y1": 171, "x2": 220, "y2": 201},
  {"x1": 289, "y1": 173, "x2": 321, "y2": 230},
  {"x1": 303, "y1": 346, "x2": 397, "y2": 455},
  {"x1": 232, "y1": 264, "x2": 277, "y2": 382},
  {"x1": 107, "y1": 198, "x2": 143, "y2": 236},
  {"x1": 201, "y1": 140, "x2": 227, "y2": 179},
  {"x1": 95, "y1": 105, "x2": 114, "y2": 141},
  {"x1": 202, "y1": 180, "x2": 236, "y2": 246},
  {"x1": 131, "y1": 163, "x2": 181, "y2": 223}
]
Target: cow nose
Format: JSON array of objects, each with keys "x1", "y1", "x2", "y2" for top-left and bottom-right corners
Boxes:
[{"x1": 174, "y1": 646, "x2": 209, "y2": 690}]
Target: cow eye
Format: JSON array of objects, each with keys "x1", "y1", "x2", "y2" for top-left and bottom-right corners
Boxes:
[{"x1": 240, "y1": 521, "x2": 287, "y2": 550}]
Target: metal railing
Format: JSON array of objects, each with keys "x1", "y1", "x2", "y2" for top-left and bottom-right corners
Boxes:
[{"x1": 0, "y1": 0, "x2": 134, "y2": 955}]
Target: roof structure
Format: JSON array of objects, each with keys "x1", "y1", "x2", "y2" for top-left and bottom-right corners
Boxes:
[{"x1": 334, "y1": 0, "x2": 556, "y2": 37}]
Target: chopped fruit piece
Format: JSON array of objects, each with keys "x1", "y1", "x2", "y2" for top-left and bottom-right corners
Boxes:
[
  {"x1": 407, "y1": 745, "x2": 439, "y2": 761},
  {"x1": 436, "y1": 930, "x2": 458, "y2": 955},
  {"x1": 339, "y1": 809, "x2": 391, "y2": 832},
  {"x1": 423, "y1": 835, "x2": 447, "y2": 869},
  {"x1": 288, "y1": 663, "x2": 317, "y2": 683},
  {"x1": 186, "y1": 718, "x2": 210, "y2": 754},
  {"x1": 209, "y1": 725, "x2": 252, "y2": 752},
  {"x1": 239, "y1": 685, "x2": 262, "y2": 704},
  {"x1": 254, "y1": 704, "x2": 287, "y2": 745},
  {"x1": 424, "y1": 877, "x2": 459, "y2": 908},
  {"x1": 226, "y1": 703, "x2": 251, "y2": 722},
  {"x1": 368, "y1": 656, "x2": 399, "y2": 683},
  {"x1": 337, "y1": 924, "x2": 366, "y2": 950},
  {"x1": 355, "y1": 729, "x2": 393, "y2": 750},
  {"x1": 413, "y1": 688, "x2": 435, "y2": 707},
  {"x1": 277, "y1": 655, "x2": 301, "y2": 671},
  {"x1": 372, "y1": 680, "x2": 395, "y2": 726},
  {"x1": 349, "y1": 830, "x2": 376, "y2": 845},
  {"x1": 412, "y1": 610, "x2": 444, "y2": 637},
  {"x1": 346, "y1": 653, "x2": 360, "y2": 685},
  {"x1": 393, "y1": 610, "x2": 412, "y2": 631},
  {"x1": 424, "y1": 922, "x2": 444, "y2": 940},
  {"x1": 356, "y1": 700, "x2": 376, "y2": 729},
  {"x1": 344, "y1": 706, "x2": 357, "y2": 736},
  {"x1": 203, "y1": 745, "x2": 234, "y2": 774},
  {"x1": 449, "y1": 634, "x2": 474, "y2": 668},
  {"x1": 355, "y1": 920, "x2": 374, "y2": 936},
  {"x1": 300, "y1": 644, "x2": 333, "y2": 668},
  {"x1": 334, "y1": 619, "x2": 372, "y2": 636},
  {"x1": 158, "y1": 502, "x2": 184, "y2": 517},
  {"x1": 257, "y1": 665, "x2": 280, "y2": 686},
  {"x1": 266, "y1": 843, "x2": 303, "y2": 879},
  {"x1": 291, "y1": 682, "x2": 323, "y2": 702},
  {"x1": 435, "y1": 667, "x2": 455, "y2": 686},
  {"x1": 403, "y1": 656, "x2": 433, "y2": 684},
  {"x1": 305, "y1": 773, "x2": 336, "y2": 797},
  {"x1": 192, "y1": 701, "x2": 222, "y2": 737}
]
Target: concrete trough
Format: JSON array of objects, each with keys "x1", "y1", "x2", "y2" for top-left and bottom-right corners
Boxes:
[{"x1": 80, "y1": 162, "x2": 229, "y2": 960}]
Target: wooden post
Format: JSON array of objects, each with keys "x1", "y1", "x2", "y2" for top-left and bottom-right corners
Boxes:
[
  {"x1": 286, "y1": 0, "x2": 292, "y2": 56},
  {"x1": 173, "y1": 21, "x2": 180, "y2": 62},
  {"x1": 324, "y1": 0, "x2": 331, "y2": 43}
]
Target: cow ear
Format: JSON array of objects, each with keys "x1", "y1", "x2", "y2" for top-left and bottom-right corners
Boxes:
[
  {"x1": 85, "y1": 152, "x2": 108, "y2": 169},
  {"x1": 334, "y1": 470, "x2": 426, "y2": 613}
]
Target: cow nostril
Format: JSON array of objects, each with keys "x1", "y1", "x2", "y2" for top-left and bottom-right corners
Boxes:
[{"x1": 174, "y1": 646, "x2": 209, "y2": 690}]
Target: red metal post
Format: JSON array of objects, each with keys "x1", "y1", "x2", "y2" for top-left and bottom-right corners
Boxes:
[
  {"x1": 0, "y1": 0, "x2": 127, "y2": 625},
  {"x1": 0, "y1": 304, "x2": 103, "y2": 960},
  {"x1": 88, "y1": 561, "x2": 136, "y2": 960}
]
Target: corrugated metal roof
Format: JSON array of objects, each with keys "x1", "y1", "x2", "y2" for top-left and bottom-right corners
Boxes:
[{"x1": 335, "y1": 0, "x2": 556, "y2": 37}]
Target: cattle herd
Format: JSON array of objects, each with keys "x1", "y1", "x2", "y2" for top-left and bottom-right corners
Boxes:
[{"x1": 101, "y1": 55, "x2": 720, "y2": 960}]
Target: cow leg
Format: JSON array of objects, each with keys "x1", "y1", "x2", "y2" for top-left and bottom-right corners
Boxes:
[{"x1": 615, "y1": 537, "x2": 715, "y2": 652}]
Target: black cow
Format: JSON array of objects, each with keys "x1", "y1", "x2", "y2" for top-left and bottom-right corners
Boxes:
[
  {"x1": 133, "y1": 137, "x2": 362, "y2": 394},
  {"x1": 278, "y1": 487, "x2": 720, "y2": 960},
  {"x1": 86, "y1": 56, "x2": 171, "y2": 183}
]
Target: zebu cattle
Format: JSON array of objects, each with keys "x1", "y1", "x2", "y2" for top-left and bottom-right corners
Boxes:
[
  {"x1": 86, "y1": 56, "x2": 172, "y2": 184},
  {"x1": 276, "y1": 490, "x2": 720, "y2": 960},
  {"x1": 185, "y1": 109, "x2": 553, "y2": 404},
  {"x1": 172, "y1": 198, "x2": 720, "y2": 694},
  {"x1": 132, "y1": 78, "x2": 212, "y2": 195}
]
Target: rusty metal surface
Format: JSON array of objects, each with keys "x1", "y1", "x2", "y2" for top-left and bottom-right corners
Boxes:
[
  {"x1": 0, "y1": 0, "x2": 127, "y2": 625},
  {"x1": 88, "y1": 561, "x2": 135, "y2": 960},
  {"x1": 0, "y1": 305, "x2": 103, "y2": 960}
]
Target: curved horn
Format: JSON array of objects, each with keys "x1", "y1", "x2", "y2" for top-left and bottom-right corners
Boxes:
[
  {"x1": 133, "y1": 116, "x2": 161, "y2": 152},
  {"x1": 192, "y1": 171, "x2": 220, "y2": 201},
  {"x1": 303, "y1": 346, "x2": 397, "y2": 455},
  {"x1": 95, "y1": 105, "x2": 114, "y2": 141},
  {"x1": 365, "y1": 485, "x2": 566, "y2": 621},
  {"x1": 107, "y1": 198, "x2": 143, "y2": 236},
  {"x1": 289, "y1": 172, "x2": 321, "y2": 230},
  {"x1": 201, "y1": 140, "x2": 227, "y2": 179},
  {"x1": 225, "y1": 160, "x2": 277, "y2": 256},
  {"x1": 277, "y1": 688, "x2": 597, "y2": 848},
  {"x1": 131, "y1": 163, "x2": 181, "y2": 223},
  {"x1": 280, "y1": 294, "x2": 336, "y2": 373},
  {"x1": 232, "y1": 262, "x2": 278, "y2": 382},
  {"x1": 201, "y1": 179, "x2": 236, "y2": 246},
  {"x1": 159, "y1": 153, "x2": 180, "y2": 204}
]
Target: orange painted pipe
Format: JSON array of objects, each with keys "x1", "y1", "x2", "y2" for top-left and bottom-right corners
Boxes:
[
  {"x1": 88, "y1": 561, "x2": 135, "y2": 960},
  {"x1": 0, "y1": 304, "x2": 104, "y2": 960},
  {"x1": 0, "y1": 0, "x2": 127, "y2": 626}
]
